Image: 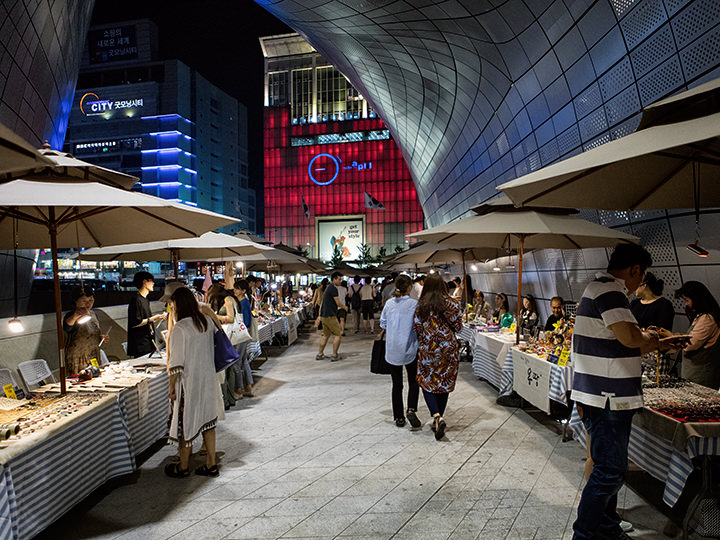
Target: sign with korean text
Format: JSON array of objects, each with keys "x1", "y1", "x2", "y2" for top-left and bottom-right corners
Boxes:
[
  {"x1": 512, "y1": 349, "x2": 552, "y2": 413},
  {"x1": 88, "y1": 25, "x2": 138, "y2": 64}
]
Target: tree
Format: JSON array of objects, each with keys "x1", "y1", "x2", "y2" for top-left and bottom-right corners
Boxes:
[
  {"x1": 296, "y1": 244, "x2": 310, "y2": 258},
  {"x1": 357, "y1": 243, "x2": 372, "y2": 268},
  {"x1": 376, "y1": 246, "x2": 388, "y2": 263},
  {"x1": 394, "y1": 245, "x2": 405, "y2": 254},
  {"x1": 330, "y1": 245, "x2": 344, "y2": 268}
]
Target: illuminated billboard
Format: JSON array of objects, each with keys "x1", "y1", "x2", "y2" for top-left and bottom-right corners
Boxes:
[{"x1": 317, "y1": 217, "x2": 364, "y2": 261}]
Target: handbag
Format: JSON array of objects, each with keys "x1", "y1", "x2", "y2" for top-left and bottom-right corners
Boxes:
[
  {"x1": 370, "y1": 330, "x2": 392, "y2": 374},
  {"x1": 214, "y1": 322, "x2": 240, "y2": 372},
  {"x1": 223, "y1": 309, "x2": 252, "y2": 346},
  {"x1": 249, "y1": 315, "x2": 259, "y2": 342}
]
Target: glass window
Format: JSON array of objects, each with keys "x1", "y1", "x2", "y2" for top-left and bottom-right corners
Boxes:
[
  {"x1": 291, "y1": 69, "x2": 312, "y2": 121},
  {"x1": 268, "y1": 71, "x2": 289, "y2": 106}
]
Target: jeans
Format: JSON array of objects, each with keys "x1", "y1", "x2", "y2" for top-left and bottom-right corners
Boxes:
[
  {"x1": 389, "y1": 361, "x2": 419, "y2": 420},
  {"x1": 422, "y1": 389, "x2": 449, "y2": 417},
  {"x1": 231, "y1": 341, "x2": 253, "y2": 388},
  {"x1": 572, "y1": 404, "x2": 636, "y2": 540}
]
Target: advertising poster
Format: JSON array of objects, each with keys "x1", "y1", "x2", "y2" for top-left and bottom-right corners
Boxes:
[{"x1": 317, "y1": 218, "x2": 364, "y2": 261}]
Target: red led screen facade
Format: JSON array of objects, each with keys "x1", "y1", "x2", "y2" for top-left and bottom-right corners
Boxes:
[{"x1": 264, "y1": 107, "x2": 424, "y2": 259}]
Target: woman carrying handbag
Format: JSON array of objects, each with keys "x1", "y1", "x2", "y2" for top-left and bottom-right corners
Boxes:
[
  {"x1": 379, "y1": 275, "x2": 420, "y2": 428},
  {"x1": 413, "y1": 274, "x2": 463, "y2": 440}
]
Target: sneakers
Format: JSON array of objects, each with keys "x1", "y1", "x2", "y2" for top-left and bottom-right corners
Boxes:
[
  {"x1": 315, "y1": 353, "x2": 325, "y2": 360},
  {"x1": 597, "y1": 528, "x2": 632, "y2": 540},
  {"x1": 620, "y1": 521, "x2": 633, "y2": 533},
  {"x1": 406, "y1": 409, "x2": 421, "y2": 428},
  {"x1": 329, "y1": 354, "x2": 340, "y2": 362},
  {"x1": 395, "y1": 417, "x2": 406, "y2": 427}
]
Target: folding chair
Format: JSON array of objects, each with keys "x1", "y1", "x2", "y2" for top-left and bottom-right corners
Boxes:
[{"x1": 17, "y1": 359, "x2": 56, "y2": 390}]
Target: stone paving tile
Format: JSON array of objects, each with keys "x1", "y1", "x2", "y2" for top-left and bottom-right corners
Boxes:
[{"x1": 41, "y1": 330, "x2": 700, "y2": 540}]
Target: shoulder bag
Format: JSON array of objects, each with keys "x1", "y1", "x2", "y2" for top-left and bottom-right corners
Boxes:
[
  {"x1": 370, "y1": 329, "x2": 392, "y2": 374},
  {"x1": 223, "y1": 305, "x2": 252, "y2": 346},
  {"x1": 214, "y1": 321, "x2": 240, "y2": 372}
]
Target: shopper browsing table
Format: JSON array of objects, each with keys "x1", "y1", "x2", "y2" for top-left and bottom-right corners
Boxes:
[
  {"x1": 570, "y1": 244, "x2": 673, "y2": 540},
  {"x1": 315, "y1": 272, "x2": 345, "y2": 361},
  {"x1": 63, "y1": 286, "x2": 109, "y2": 375},
  {"x1": 380, "y1": 275, "x2": 420, "y2": 428}
]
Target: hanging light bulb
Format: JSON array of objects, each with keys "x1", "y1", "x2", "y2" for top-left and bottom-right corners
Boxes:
[
  {"x1": 493, "y1": 265, "x2": 501, "y2": 272},
  {"x1": 471, "y1": 264, "x2": 478, "y2": 271},
  {"x1": 235, "y1": 261, "x2": 243, "y2": 268},
  {"x1": 8, "y1": 317, "x2": 24, "y2": 333}
]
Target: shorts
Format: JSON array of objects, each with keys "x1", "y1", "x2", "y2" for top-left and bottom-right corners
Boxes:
[
  {"x1": 337, "y1": 308, "x2": 347, "y2": 320},
  {"x1": 361, "y1": 300, "x2": 374, "y2": 319},
  {"x1": 320, "y1": 316, "x2": 342, "y2": 337}
]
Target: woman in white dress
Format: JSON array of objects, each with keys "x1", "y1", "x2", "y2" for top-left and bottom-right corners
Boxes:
[{"x1": 165, "y1": 286, "x2": 221, "y2": 477}]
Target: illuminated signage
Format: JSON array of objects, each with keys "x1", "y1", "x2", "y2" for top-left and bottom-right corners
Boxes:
[
  {"x1": 317, "y1": 218, "x2": 364, "y2": 261},
  {"x1": 80, "y1": 93, "x2": 144, "y2": 116},
  {"x1": 307, "y1": 152, "x2": 373, "y2": 186},
  {"x1": 88, "y1": 25, "x2": 138, "y2": 64}
]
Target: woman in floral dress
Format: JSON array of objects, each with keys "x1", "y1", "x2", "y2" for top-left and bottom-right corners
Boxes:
[{"x1": 413, "y1": 274, "x2": 463, "y2": 440}]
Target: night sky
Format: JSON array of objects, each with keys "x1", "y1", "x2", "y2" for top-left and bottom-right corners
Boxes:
[{"x1": 91, "y1": 0, "x2": 292, "y2": 234}]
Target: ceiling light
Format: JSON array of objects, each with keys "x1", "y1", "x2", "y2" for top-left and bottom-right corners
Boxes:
[{"x1": 686, "y1": 241, "x2": 709, "y2": 258}]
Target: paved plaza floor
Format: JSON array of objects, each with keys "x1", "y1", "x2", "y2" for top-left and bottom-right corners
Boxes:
[{"x1": 43, "y1": 329, "x2": 698, "y2": 540}]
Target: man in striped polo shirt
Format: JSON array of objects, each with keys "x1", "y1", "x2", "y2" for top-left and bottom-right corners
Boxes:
[{"x1": 571, "y1": 244, "x2": 669, "y2": 540}]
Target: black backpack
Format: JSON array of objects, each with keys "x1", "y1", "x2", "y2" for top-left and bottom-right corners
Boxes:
[{"x1": 350, "y1": 284, "x2": 362, "y2": 310}]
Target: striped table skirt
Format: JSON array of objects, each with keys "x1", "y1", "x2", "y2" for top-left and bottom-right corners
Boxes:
[
  {"x1": 472, "y1": 333, "x2": 516, "y2": 397},
  {"x1": 257, "y1": 323, "x2": 273, "y2": 344},
  {"x1": 117, "y1": 372, "x2": 171, "y2": 456},
  {"x1": 0, "y1": 395, "x2": 135, "y2": 540},
  {"x1": 569, "y1": 406, "x2": 718, "y2": 507}
]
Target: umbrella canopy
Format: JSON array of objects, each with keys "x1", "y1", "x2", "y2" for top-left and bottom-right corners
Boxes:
[
  {"x1": 408, "y1": 209, "x2": 639, "y2": 249},
  {"x1": 0, "y1": 179, "x2": 239, "y2": 393},
  {"x1": 387, "y1": 242, "x2": 511, "y2": 265},
  {"x1": 637, "y1": 77, "x2": 720, "y2": 130},
  {"x1": 3, "y1": 147, "x2": 139, "y2": 190},
  {"x1": 497, "y1": 110, "x2": 720, "y2": 210},
  {"x1": 409, "y1": 208, "x2": 639, "y2": 342},
  {"x1": 0, "y1": 122, "x2": 54, "y2": 178},
  {"x1": 213, "y1": 247, "x2": 328, "y2": 274},
  {"x1": 0, "y1": 180, "x2": 236, "y2": 249},
  {"x1": 78, "y1": 232, "x2": 270, "y2": 262}
]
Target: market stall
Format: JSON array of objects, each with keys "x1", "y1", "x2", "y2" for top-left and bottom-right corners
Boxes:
[
  {"x1": 569, "y1": 380, "x2": 720, "y2": 538},
  {"x1": 511, "y1": 348, "x2": 573, "y2": 414},
  {"x1": 469, "y1": 328, "x2": 516, "y2": 397}
]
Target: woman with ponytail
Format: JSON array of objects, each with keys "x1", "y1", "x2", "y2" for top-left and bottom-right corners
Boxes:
[{"x1": 380, "y1": 274, "x2": 421, "y2": 428}]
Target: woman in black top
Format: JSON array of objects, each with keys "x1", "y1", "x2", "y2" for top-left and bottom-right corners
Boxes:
[
  {"x1": 127, "y1": 271, "x2": 166, "y2": 357},
  {"x1": 630, "y1": 272, "x2": 675, "y2": 331},
  {"x1": 520, "y1": 294, "x2": 539, "y2": 332}
]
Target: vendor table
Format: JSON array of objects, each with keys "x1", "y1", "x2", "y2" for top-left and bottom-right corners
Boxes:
[
  {"x1": 471, "y1": 331, "x2": 516, "y2": 396},
  {"x1": 511, "y1": 349, "x2": 573, "y2": 413},
  {"x1": 570, "y1": 401, "x2": 720, "y2": 538},
  {"x1": 257, "y1": 322, "x2": 273, "y2": 344},
  {"x1": 0, "y1": 395, "x2": 135, "y2": 540}
]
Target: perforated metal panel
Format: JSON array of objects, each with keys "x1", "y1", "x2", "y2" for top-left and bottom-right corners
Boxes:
[
  {"x1": 632, "y1": 220, "x2": 678, "y2": 265},
  {"x1": 671, "y1": 0, "x2": 720, "y2": 47},
  {"x1": 621, "y1": 0, "x2": 668, "y2": 50},
  {"x1": 598, "y1": 211, "x2": 631, "y2": 227},
  {"x1": 598, "y1": 57, "x2": 635, "y2": 100},
  {"x1": 631, "y1": 23, "x2": 675, "y2": 77},
  {"x1": 605, "y1": 85, "x2": 641, "y2": 125},
  {"x1": 680, "y1": 26, "x2": 720, "y2": 80},
  {"x1": 637, "y1": 55, "x2": 685, "y2": 105},
  {"x1": 611, "y1": 0, "x2": 639, "y2": 18},
  {"x1": 649, "y1": 267, "x2": 685, "y2": 317}
]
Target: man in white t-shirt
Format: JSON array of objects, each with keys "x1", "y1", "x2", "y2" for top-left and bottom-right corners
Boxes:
[
  {"x1": 360, "y1": 280, "x2": 376, "y2": 333},
  {"x1": 336, "y1": 279, "x2": 349, "y2": 335},
  {"x1": 410, "y1": 276, "x2": 424, "y2": 300}
]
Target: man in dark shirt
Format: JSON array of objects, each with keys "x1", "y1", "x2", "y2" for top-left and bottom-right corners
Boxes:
[
  {"x1": 314, "y1": 271, "x2": 345, "y2": 361},
  {"x1": 127, "y1": 271, "x2": 166, "y2": 357},
  {"x1": 544, "y1": 296, "x2": 566, "y2": 331}
]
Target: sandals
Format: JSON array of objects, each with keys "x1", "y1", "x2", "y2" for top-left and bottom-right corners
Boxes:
[
  {"x1": 164, "y1": 463, "x2": 190, "y2": 478},
  {"x1": 394, "y1": 417, "x2": 406, "y2": 427},
  {"x1": 406, "y1": 409, "x2": 421, "y2": 428},
  {"x1": 435, "y1": 417, "x2": 447, "y2": 440},
  {"x1": 195, "y1": 464, "x2": 220, "y2": 477}
]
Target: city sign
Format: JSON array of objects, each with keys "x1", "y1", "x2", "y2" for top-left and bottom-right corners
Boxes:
[
  {"x1": 80, "y1": 93, "x2": 144, "y2": 116},
  {"x1": 307, "y1": 152, "x2": 373, "y2": 186}
]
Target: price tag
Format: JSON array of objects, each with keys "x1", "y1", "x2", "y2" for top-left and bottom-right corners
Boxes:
[
  {"x1": 558, "y1": 349, "x2": 570, "y2": 367},
  {"x1": 90, "y1": 358, "x2": 99, "y2": 367},
  {"x1": 3, "y1": 384, "x2": 17, "y2": 399}
]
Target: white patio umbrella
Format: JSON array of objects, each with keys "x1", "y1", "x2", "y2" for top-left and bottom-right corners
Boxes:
[
  {"x1": 0, "y1": 179, "x2": 239, "y2": 393},
  {"x1": 78, "y1": 232, "x2": 272, "y2": 277},
  {"x1": 498, "y1": 107, "x2": 720, "y2": 210},
  {"x1": 213, "y1": 247, "x2": 328, "y2": 275},
  {"x1": 0, "y1": 122, "x2": 54, "y2": 178},
  {"x1": 409, "y1": 207, "x2": 639, "y2": 343},
  {"x1": 2, "y1": 145, "x2": 139, "y2": 190}
]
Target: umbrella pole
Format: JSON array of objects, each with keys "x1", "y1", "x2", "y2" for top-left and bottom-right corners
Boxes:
[
  {"x1": 461, "y1": 250, "x2": 467, "y2": 321},
  {"x1": 171, "y1": 248, "x2": 179, "y2": 279},
  {"x1": 48, "y1": 210, "x2": 67, "y2": 395},
  {"x1": 516, "y1": 235, "x2": 525, "y2": 345}
]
